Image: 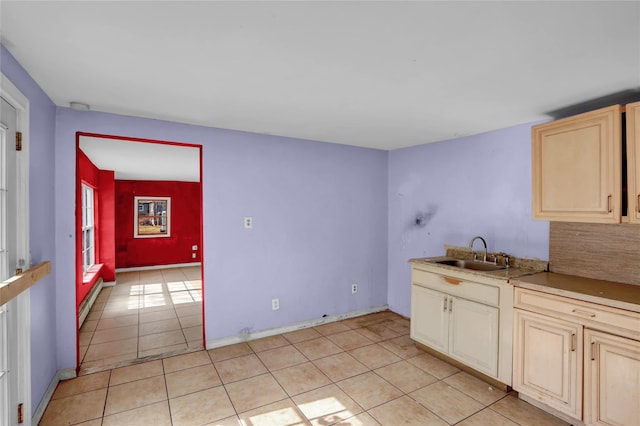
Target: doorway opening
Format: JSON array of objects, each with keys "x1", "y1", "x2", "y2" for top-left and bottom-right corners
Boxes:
[{"x1": 75, "y1": 133, "x2": 203, "y2": 373}]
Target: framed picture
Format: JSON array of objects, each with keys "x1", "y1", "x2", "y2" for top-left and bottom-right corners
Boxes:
[{"x1": 134, "y1": 196, "x2": 171, "y2": 238}]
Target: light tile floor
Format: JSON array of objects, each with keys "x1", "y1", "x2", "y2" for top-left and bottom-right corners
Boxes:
[
  {"x1": 79, "y1": 266, "x2": 204, "y2": 374},
  {"x1": 43, "y1": 311, "x2": 570, "y2": 426}
]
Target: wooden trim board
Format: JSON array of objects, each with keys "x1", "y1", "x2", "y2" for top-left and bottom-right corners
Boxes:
[{"x1": 0, "y1": 261, "x2": 51, "y2": 305}]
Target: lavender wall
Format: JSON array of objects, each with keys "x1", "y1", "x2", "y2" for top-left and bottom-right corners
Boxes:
[
  {"x1": 54, "y1": 109, "x2": 388, "y2": 367},
  {"x1": 387, "y1": 123, "x2": 550, "y2": 316},
  {"x1": 1, "y1": 44, "x2": 58, "y2": 414}
]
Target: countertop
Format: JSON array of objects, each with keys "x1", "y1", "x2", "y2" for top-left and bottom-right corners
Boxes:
[
  {"x1": 514, "y1": 272, "x2": 640, "y2": 313},
  {"x1": 409, "y1": 253, "x2": 640, "y2": 313}
]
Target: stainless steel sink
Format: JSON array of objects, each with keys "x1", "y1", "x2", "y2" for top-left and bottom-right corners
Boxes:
[{"x1": 434, "y1": 259, "x2": 506, "y2": 271}]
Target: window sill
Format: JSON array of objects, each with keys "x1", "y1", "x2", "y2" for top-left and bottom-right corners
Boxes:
[{"x1": 83, "y1": 263, "x2": 104, "y2": 287}]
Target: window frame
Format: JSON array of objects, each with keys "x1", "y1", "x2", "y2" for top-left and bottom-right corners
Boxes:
[{"x1": 81, "y1": 183, "x2": 96, "y2": 274}]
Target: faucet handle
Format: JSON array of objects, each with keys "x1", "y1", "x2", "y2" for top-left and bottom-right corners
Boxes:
[{"x1": 496, "y1": 252, "x2": 511, "y2": 268}]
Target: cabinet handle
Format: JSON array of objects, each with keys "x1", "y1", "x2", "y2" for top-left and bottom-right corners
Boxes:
[
  {"x1": 572, "y1": 308, "x2": 596, "y2": 318},
  {"x1": 607, "y1": 195, "x2": 613, "y2": 212},
  {"x1": 443, "y1": 276, "x2": 461, "y2": 285},
  {"x1": 570, "y1": 333, "x2": 576, "y2": 351},
  {"x1": 443, "y1": 296, "x2": 448, "y2": 312},
  {"x1": 448, "y1": 298, "x2": 453, "y2": 313},
  {"x1": 590, "y1": 341, "x2": 596, "y2": 361},
  {"x1": 637, "y1": 194, "x2": 640, "y2": 213}
]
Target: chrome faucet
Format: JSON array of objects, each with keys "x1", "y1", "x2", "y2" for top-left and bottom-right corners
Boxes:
[{"x1": 469, "y1": 236, "x2": 488, "y2": 263}]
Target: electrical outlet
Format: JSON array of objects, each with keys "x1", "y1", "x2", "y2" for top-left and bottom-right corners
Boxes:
[
  {"x1": 192, "y1": 245, "x2": 198, "y2": 250},
  {"x1": 272, "y1": 298, "x2": 280, "y2": 310},
  {"x1": 351, "y1": 284, "x2": 358, "y2": 294},
  {"x1": 244, "y1": 216, "x2": 253, "y2": 229},
  {"x1": 192, "y1": 253, "x2": 196, "y2": 259}
]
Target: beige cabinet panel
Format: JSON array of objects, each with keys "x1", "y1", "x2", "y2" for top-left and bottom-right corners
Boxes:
[
  {"x1": 584, "y1": 329, "x2": 640, "y2": 426},
  {"x1": 513, "y1": 309, "x2": 582, "y2": 419},
  {"x1": 411, "y1": 285, "x2": 448, "y2": 352},
  {"x1": 449, "y1": 297, "x2": 499, "y2": 377},
  {"x1": 411, "y1": 266, "x2": 513, "y2": 384},
  {"x1": 532, "y1": 105, "x2": 622, "y2": 223},
  {"x1": 626, "y1": 102, "x2": 640, "y2": 224}
]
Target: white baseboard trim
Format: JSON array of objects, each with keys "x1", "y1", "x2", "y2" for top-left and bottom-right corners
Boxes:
[
  {"x1": 206, "y1": 305, "x2": 389, "y2": 350},
  {"x1": 78, "y1": 278, "x2": 103, "y2": 328},
  {"x1": 115, "y1": 262, "x2": 201, "y2": 273},
  {"x1": 32, "y1": 368, "x2": 76, "y2": 425},
  {"x1": 102, "y1": 281, "x2": 116, "y2": 287}
]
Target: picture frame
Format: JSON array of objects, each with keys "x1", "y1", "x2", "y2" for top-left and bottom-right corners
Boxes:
[{"x1": 134, "y1": 196, "x2": 171, "y2": 238}]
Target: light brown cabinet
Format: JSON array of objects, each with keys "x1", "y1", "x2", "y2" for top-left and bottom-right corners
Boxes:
[
  {"x1": 513, "y1": 287, "x2": 640, "y2": 425},
  {"x1": 513, "y1": 309, "x2": 582, "y2": 419},
  {"x1": 532, "y1": 105, "x2": 622, "y2": 223},
  {"x1": 584, "y1": 329, "x2": 640, "y2": 426},
  {"x1": 626, "y1": 101, "x2": 640, "y2": 223}
]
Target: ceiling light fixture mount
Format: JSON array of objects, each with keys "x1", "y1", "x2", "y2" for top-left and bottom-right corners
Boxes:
[{"x1": 69, "y1": 101, "x2": 90, "y2": 111}]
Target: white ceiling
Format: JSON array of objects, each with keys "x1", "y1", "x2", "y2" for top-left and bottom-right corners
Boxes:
[
  {"x1": 79, "y1": 135, "x2": 201, "y2": 182},
  {"x1": 2, "y1": 1, "x2": 640, "y2": 151}
]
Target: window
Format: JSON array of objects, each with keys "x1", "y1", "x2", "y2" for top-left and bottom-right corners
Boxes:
[
  {"x1": 134, "y1": 196, "x2": 171, "y2": 238},
  {"x1": 81, "y1": 184, "x2": 95, "y2": 273}
]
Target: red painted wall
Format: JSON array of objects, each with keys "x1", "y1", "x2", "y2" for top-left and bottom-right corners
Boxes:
[
  {"x1": 98, "y1": 170, "x2": 116, "y2": 282},
  {"x1": 115, "y1": 180, "x2": 202, "y2": 268},
  {"x1": 76, "y1": 150, "x2": 116, "y2": 308}
]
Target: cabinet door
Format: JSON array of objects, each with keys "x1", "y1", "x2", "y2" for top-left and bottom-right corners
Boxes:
[
  {"x1": 584, "y1": 329, "x2": 640, "y2": 426},
  {"x1": 532, "y1": 105, "x2": 622, "y2": 223},
  {"x1": 410, "y1": 285, "x2": 448, "y2": 353},
  {"x1": 449, "y1": 297, "x2": 499, "y2": 377},
  {"x1": 627, "y1": 101, "x2": 640, "y2": 223},
  {"x1": 513, "y1": 310, "x2": 582, "y2": 419}
]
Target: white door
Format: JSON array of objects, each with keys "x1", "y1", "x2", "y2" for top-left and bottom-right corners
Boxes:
[
  {"x1": 1, "y1": 96, "x2": 21, "y2": 426},
  {"x1": 410, "y1": 285, "x2": 449, "y2": 352},
  {"x1": 449, "y1": 297, "x2": 499, "y2": 377}
]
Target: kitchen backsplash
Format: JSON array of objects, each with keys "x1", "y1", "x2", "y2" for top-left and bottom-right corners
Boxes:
[{"x1": 550, "y1": 221, "x2": 640, "y2": 286}]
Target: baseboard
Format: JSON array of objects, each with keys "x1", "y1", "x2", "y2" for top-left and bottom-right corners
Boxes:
[
  {"x1": 78, "y1": 278, "x2": 103, "y2": 328},
  {"x1": 32, "y1": 368, "x2": 76, "y2": 425},
  {"x1": 206, "y1": 305, "x2": 389, "y2": 350},
  {"x1": 115, "y1": 262, "x2": 201, "y2": 272},
  {"x1": 102, "y1": 281, "x2": 116, "y2": 287}
]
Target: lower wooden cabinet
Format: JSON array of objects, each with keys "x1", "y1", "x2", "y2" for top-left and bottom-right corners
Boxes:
[
  {"x1": 513, "y1": 287, "x2": 640, "y2": 425},
  {"x1": 412, "y1": 284, "x2": 499, "y2": 377},
  {"x1": 513, "y1": 309, "x2": 582, "y2": 419},
  {"x1": 410, "y1": 265, "x2": 511, "y2": 382},
  {"x1": 584, "y1": 329, "x2": 640, "y2": 426}
]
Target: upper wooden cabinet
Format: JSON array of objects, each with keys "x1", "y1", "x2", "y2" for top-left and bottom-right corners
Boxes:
[
  {"x1": 532, "y1": 105, "x2": 622, "y2": 223},
  {"x1": 626, "y1": 101, "x2": 640, "y2": 223}
]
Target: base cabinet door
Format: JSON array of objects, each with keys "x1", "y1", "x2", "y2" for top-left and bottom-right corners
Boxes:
[
  {"x1": 449, "y1": 297, "x2": 499, "y2": 377},
  {"x1": 411, "y1": 285, "x2": 448, "y2": 353},
  {"x1": 584, "y1": 329, "x2": 640, "y2": 426},
  {"x1": 513, "y1": 309, "x2": 582, "y2": 420}
]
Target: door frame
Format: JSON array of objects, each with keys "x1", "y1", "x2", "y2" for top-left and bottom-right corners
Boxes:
[
  {"x1": 1, "y1": 72, "x2": 32, "y2": 426},
  {"x1": 75, "y1": 132, "x2": 205, "y2": 368}
]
